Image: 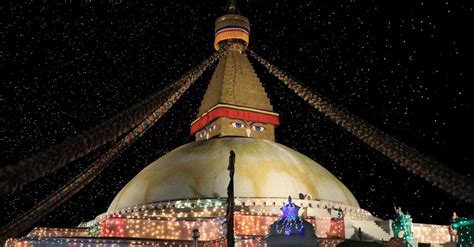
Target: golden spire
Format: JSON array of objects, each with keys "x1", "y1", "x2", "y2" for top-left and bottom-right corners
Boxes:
[{"x1": 190, "y1": 1, "x2": 279, "y2": 142}]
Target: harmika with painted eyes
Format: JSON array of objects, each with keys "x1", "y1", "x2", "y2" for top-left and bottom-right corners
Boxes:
[{"x1": 198, "y1": 119, "x2": 267, "y2": 140}]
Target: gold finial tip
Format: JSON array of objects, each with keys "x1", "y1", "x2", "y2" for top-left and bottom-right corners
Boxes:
[{"x1": 225, "y1": 0, "x2": 240, "y2": 14}]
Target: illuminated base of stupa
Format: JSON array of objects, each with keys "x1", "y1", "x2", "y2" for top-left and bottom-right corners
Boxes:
[
  {"x1": 4, "y1": 138, "x2": 456, "y2": 247},
  {"x1": 5, "y1": 197, "x2": 452, "y2": 247}
]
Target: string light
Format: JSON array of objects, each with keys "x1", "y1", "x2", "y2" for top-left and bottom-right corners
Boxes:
[
  {"x1": 4, "y1": 198, "x2": 453, "y2": 246},
  {"x1": 0, "y1": 50, "x2": 228, "y2": 242},
  {"x1": 411, "y1": 223, "x2": 450, "y2": 244},
  {"x1": 0, "y1": 47, "x2": 227, "y2": 195},
  {"x1": 248, "y1": 50, "x2": 474, "y2": 204}
]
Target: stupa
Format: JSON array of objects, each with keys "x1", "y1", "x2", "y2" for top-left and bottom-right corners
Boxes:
[{"x1": 5, "y1": 1, "x2": 455, "y2": 246}]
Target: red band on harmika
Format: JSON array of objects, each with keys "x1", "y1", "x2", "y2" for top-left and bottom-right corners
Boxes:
[{"x1": 190, "y1": 104, "x2": 279, "y2": 134}]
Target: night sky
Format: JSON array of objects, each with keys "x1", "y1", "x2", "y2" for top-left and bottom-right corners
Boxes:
[{"x1": 1, "y1": 0, "x2": 473, "y2": 236}]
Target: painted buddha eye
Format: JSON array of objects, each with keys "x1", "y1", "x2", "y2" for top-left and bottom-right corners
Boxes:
[
  {"x1": 231, "y1": 122, "x2": 244, "y2": 128},
  {"x1": 209, "y1": 124, "x2": 216, "y2": 131},
  {"x1": 252, "y1": 125, "x2": 265, "y2": 132}
]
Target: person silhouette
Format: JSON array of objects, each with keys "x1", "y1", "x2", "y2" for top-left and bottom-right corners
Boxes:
[{"x1": 449, "y1": 212, "x2": 458, "y2": 242}]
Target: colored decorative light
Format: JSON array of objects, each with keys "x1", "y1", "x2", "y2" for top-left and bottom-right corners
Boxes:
[
  {"x1": 274, "y1": 197, "x2": 304, "y2": 236},
  {"x1": 4, "y1": 198, "x2": 453, "y2": 246}
]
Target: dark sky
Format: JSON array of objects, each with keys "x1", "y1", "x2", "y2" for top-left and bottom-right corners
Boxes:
[{"x1": 1, "y1": 0, "x2": 473, "y2": 236}]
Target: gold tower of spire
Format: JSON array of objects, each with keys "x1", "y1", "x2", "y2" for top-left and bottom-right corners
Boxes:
[{"x1": 191, "y1": 0, "x2": 279, "y2": 141}]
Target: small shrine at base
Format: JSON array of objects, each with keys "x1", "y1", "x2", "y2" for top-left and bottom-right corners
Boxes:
[
  {"x1": 390, "y1": 207, "x2": 414, "y2": 247},
  {"x1": 266, "y1": 197, "x2": 317, "y2": 247}
]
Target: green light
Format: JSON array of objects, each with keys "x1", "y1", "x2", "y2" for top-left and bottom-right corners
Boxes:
[{"x1": 452, "y1": 219, "x2": 474, "y2": 229}]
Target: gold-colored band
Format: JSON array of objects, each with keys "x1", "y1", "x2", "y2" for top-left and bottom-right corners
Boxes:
[{"x1": 214, "y1": 30, "x2": 249, "y2": 51}]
